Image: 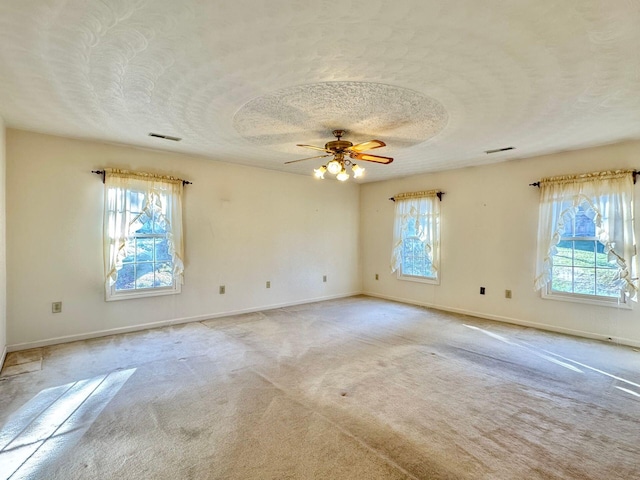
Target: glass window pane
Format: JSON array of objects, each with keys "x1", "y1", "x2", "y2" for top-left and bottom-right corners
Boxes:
[
  {"x1": 129, "y1": 191, "x2": 145, "y2": 213},
  {"x1": 135, "y1": 263, "x2": 154, "y2": 289},
  {"x1": 574, "y1": 207, "x2": 595, "y2": 236},
  {"x1": 401, "y1": 237, "x2": 433, "y2": 278},
  {"x1": 560, "y1": 210, "x2": 575, "y2": 237},
  {"x1": 551, "y1": 266, "x2": 573, "y2": 293},
  {"x1": 595, "y1": 243, "x2": 617, "y2": 268},
  {"x1": 134, "y1": 211, "x2": 153, "y2": 234},
  {"x1": 155, "y1": 238, "x2": 171, "y2": 262},
  {"x1": 121, "y1": 239, "x2": 136, "y2": 264},
  {"x1": 154, "y1": 263, "x2": 174, "y2": 287},
  {"x1": 573, "y1": 240, "x2": 596, "y2": 267},
  {"x1": 115, "y1": 264, "x2": 135, "y2": 291},
  {"x1": 153, "y1": 207, "x2": 169, "y2": 234},
  {"x1": 573, "y1": 267, "x2": 596, "y2": 295},
  {"x1": 553, "y1": 241, "x2": 573, "y2": 266},
  {"x1": 136, "y1": 238, "x2": 154, "y2": 262},
  {"x1": 596, "y1": 269, "x2": 620, "y2": 297}
]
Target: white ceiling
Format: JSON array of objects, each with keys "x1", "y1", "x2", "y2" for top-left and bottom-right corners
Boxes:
[{"x1": 0, "y1": 1, "x2": 639, "y2": 182}]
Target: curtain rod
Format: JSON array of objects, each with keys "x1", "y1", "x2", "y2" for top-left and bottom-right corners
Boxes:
[
  {"x1": 529, "y1": 170, "x2": 640, "y2": 188},
  {"x1": 91, "y1": 170, "x2": 193, "y2": 185},
  {"x1": 389, "y1": 191, "x2": 444, "y2": 202}
]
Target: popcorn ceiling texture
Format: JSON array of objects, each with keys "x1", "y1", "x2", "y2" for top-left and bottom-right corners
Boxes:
[
  {"x1": 0, "y1": 1, "x2": 639, "y2": 181},
  {"x1": 233, "y1": 82, "x2": 448, "y2": 149}
]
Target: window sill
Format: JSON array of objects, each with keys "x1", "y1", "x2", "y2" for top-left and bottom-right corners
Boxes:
[
  {"x1": 541, "y1": 290, "x2": 631, "y2": 309},
  {"x1": 106, "y1": 285, "x2": 181, "y2": 302},
  {"x1": 397, "y1": 273, "x2": 440, "y2": 285}
]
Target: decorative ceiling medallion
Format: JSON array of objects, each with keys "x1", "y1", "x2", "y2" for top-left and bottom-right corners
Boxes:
[{"x1": 233, "y1": 82, "x2": 448, "y2": 149}]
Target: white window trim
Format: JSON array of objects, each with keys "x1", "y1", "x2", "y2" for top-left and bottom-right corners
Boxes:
[
  {"x1": 397, "y1": 271, "x2": 440, "y2": 285},
  {"x1": 541, "y1": 285, "x2": 630, "y2": 309},
  {"x1": 107, "y1": 283, "x2": 181, "y2": 302}
]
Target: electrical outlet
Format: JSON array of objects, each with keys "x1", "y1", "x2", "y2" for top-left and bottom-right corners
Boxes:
[
  {"x1": 375, "y1": 273, "x2": 379, "y2": 280},
  {"x1": 323, "y1": 275, "x2": 327, "y2": 282},
  {"x1": 480, "y1": 287, "x2": 486, "y2": 295},
  {"x1": 219, "y1": 285, "x2": 225, "y2": 294},
  {"x1": 266, "y1": 281, "x2": 271, "y2": 289},
  {"x1": 505, "y1": 289, "x2": 512, "y2": 299},
  {"x1": 52, "y1": 301, "x2": 62, "y2": 313}
]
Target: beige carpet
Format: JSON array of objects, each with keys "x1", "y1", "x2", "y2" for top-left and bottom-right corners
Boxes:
[{"x1": 1, "y1": 296, "x2": 639, "y2": 479}]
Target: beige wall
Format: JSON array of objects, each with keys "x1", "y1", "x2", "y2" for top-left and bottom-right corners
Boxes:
[
  {"x1": 6, "y1": 128, "x2": 640, "y2": 350},
  {"x1": 6, "y1": 129, "x2": 361, "y2": 348},
  {"x1": 360, "y1": 140, "x2": 640, "y2": 347},
  {"x1": 0, "y1": 118, "x2": 6, "y2": 364}
]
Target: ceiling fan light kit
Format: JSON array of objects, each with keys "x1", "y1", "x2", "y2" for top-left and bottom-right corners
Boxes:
[{"x1": 286, "y1": 129, "x2": 393, "y2": 182}]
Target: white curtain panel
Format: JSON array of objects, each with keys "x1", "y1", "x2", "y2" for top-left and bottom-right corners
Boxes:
[
  {"x1": 390, "y1": 192, "x2": 440, "y2": 274},
  {"x1": 534, "y1": 170, "x2": 637, "y2": 297},
  {"x1": 103, "y1": 169, "x2": 185, "y2": 292}
]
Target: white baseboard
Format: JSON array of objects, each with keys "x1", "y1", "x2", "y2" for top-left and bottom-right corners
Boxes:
[
  {"x1": 10, "y1": 291, "x2": 639, "y2": 352},
  {"x1": 0, "y1": 344, "x2": 6, "y2": 371},
  {"x1": 7, "y1": 292, "x2": 362, "y2": 352},
  {"x1": 364, "y1": 291, "x2": 640, "y2": 349}
]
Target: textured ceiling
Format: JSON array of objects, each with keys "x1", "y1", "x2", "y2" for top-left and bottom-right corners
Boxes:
[{"x1": 0, "y1": 1, "x2": 639, "y2": 182}]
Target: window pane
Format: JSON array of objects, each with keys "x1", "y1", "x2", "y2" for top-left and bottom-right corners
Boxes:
[
  {"x1": 135, "y1": 263, "x2": 154, "y2": 289},
  {"x1": 595, "y1": 244, "x2": 616, "y2": 268},
  {"x1": 553, "y1": 241, "x2": 573, "y2": 266},
  {"x1": 596, "y1": 269, "x2": 620, "y2": 297},
  {"x1": 129, "y1": 191, "x2": 145, "y2": 214},
  {"x1": 155, "y1": 238, "x2": 171, "y2": 262},
  {"x1": 115, "y1": 264, "x2": 135, "y2": 291},
  {"x1": 401, "y1": 237, "x2": 433, "y2": 278},
  {"x1": 134, "y1": 211, "x2": 153, "y2": 234},
  {"x1": 551, "y1": 266, "x2": 573, "y2": 293},
  {"x1": 136, "y1": 238, "x2": 154, "y2": 262},
  {"x1": 121, "y1": 240, "x2": 136, "y2": 264},
  {"x1": 153, "y1": 209, "x2": 168, "y2": 234},
  {"x1": 573, "y1": 267, "x2": 596, "y2": 295},
  {"x1": 572, "y1": 240, "x2": 596, "y2": 267},
  {"x1": 154, "y1": 263, "x2": 174, "y2": 287},
  {"x1": 574, "y1": 207, "x2": 595, "y2": 236}
]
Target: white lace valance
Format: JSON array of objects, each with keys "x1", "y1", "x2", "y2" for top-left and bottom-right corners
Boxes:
[
  {"x1": 105, "y1": 168, "x2": 185, "y2": 186},
  {"x1": 538, "y1": 169, "x2": 634, "y2": 188},
  {"x1": 391, "y1": 189, "x2": 442, "y2": 201}
]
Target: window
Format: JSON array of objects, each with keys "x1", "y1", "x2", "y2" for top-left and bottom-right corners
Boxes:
[
  {"x1": 550, "y1": 202, "x2": 620, "y2": 299},
  {"x1": 103, "y1": 169, "x2": 185, "y2": 301},
  {"x1": 390, "y1": 191, "x2": 440, "y2": 283},
  {"x1": 534, "y1": 170, "x2": 637, "y2": 306}
]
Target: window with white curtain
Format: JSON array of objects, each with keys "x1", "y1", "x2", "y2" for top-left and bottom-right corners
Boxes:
[
  {"x1": 534, "y1": 170, "x2": 637, "y2": 306},
  {"x1": 103, "y1": 169, "x2": 185, "y2": 301},
  {"x1": 390, "y1": 191, "x2": 441, "y2": 283}
]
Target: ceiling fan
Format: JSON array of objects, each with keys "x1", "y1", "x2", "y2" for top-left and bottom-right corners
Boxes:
[{"x1": 285, "y1": 130, "x2": 393, "y2": 181}]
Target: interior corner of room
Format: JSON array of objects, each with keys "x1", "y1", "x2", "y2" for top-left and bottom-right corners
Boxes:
[{"x1": 1, "y1": 3, "x2": 640, "y2": 477}]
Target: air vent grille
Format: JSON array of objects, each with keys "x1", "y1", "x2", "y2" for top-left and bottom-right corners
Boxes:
[
  {"x1": 485, "y1": 146, "x2": 514, "y2": 154},
  {"x1": 148, "y1": 133, "x2": 182, "y2": 142}
]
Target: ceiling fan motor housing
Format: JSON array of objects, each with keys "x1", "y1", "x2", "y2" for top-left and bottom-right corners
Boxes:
[{"x1": 325, "y1": 140, "x2": 353, "y2": 152}]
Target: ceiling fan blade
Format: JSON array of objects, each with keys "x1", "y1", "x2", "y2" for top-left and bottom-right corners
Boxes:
[
  {"x1": 284, "y1": 154, "x2": 332, "y2": 165},
  {"x1": 350, "y1": 152, "x2": 394, "y2": 164},
  {"x1": 348, "y1": 140, "x2": 386, "y2": 152},
  {"x1": 296, "y1": 144, "x2": 332, "y2": 153}
]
